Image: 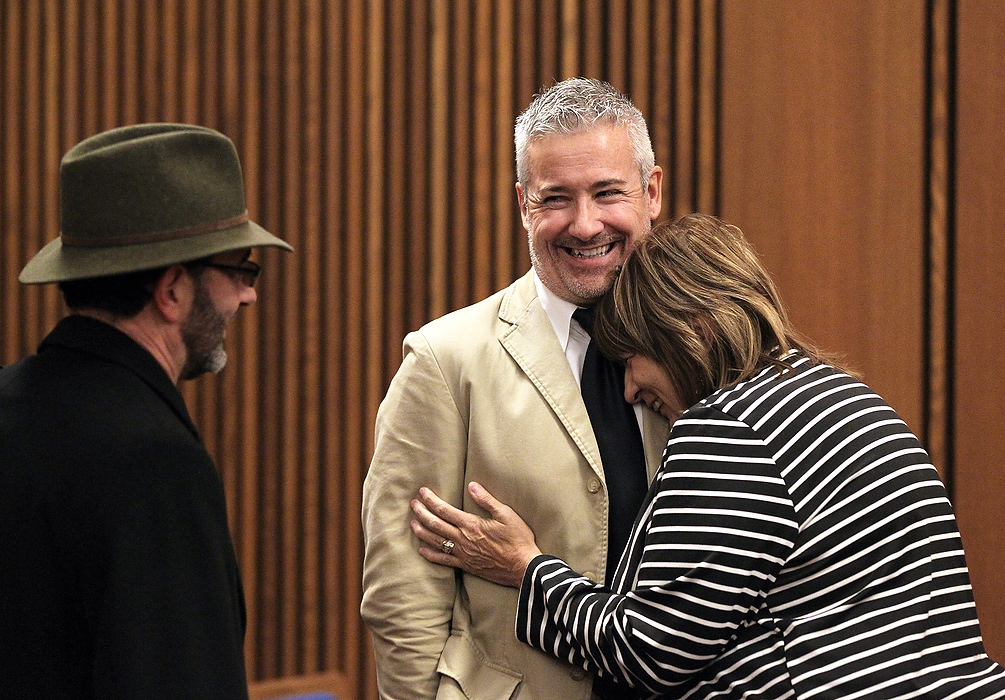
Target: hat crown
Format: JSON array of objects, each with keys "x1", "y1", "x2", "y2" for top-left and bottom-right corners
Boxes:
[
  {"x1": 19, "y1": 123, "x2": 291, "y2": 284},
  {"x1": 59, "y1": 123, "x2": 248, "y2": 246}
]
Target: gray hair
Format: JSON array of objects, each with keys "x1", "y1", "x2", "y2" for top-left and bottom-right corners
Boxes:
[{"x1": 515, "y1": 77, "x2": 655, "y2": 188}]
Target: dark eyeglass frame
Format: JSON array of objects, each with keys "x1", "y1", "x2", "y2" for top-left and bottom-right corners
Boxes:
[{"x1": 191, "y1": 260, "x2": 262, "y2": 287}]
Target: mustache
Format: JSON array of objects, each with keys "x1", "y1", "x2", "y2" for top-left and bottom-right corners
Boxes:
[{"x1": 553, "y1": 232, "x2": 623, "y2": 248}]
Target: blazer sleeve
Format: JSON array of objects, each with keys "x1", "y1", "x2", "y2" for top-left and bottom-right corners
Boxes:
[
  {"x1": 515, "y1": 408, "x2": 799, "y2": 694},
  {"x1": 361, "y1": 331, "x2": 469, "y2": 700}
]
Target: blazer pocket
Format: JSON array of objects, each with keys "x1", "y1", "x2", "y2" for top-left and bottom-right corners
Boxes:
[{"x1": 436, "y1": 632, "x2": 523, "y2": 700}]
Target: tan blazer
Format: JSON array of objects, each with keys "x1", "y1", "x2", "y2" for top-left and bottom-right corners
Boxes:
[{"x1": 361, "y1": 270, "x2": 669, "y2": 700}]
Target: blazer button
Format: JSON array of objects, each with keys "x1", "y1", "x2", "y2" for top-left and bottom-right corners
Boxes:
[
  {"x1": 587, "y1": 478, "x2": 601, "y2": 493},
  {"x1": 583, "y1": 571, "x2": 597, "y2": 582},
  {"x1": 569, "y1": 667, "x2": 587, "y2": 681}
]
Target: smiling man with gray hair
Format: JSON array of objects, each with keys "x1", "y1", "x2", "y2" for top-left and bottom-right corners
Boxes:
[
  {"x1": 0, "y1": 123, "x2": 292, "y2": 699},
  {"x1": 362, "y1": 78, "x2": 670, "y2": 700}
]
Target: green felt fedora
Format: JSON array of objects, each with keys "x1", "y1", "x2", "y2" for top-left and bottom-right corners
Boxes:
[{"x1": 19, "y1": 123, "x2": 292, "y2": 284}]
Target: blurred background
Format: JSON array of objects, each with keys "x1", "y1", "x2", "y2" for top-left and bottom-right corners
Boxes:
[{"x1": 1, "y1": 1, "x2": 1002, "y2": 697}]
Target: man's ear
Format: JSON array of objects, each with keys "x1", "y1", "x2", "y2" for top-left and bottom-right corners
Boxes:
[
  {"x1": 151, "y1": 265, "x2": 193, "y2": 324},
  {"x1": 647, "y1": 166, "x2": 664, "y2": 221},
  {"x1": 515, "y1": 183, "x2": 531, "y2": 231}
]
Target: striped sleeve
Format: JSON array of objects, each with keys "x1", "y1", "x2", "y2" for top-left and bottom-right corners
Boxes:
[{"x1": 516, "y1": 409, "x2": 799, "y2": 694}]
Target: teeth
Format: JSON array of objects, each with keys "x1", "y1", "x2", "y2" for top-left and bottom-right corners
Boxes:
[{"x1": 569, "y1": 243, "x2": 614, "y2": 258}]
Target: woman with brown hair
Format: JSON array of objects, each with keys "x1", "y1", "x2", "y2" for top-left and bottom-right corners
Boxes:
[{"x1": 409, "y1": 213, "x2": 1005, "y2": 699}]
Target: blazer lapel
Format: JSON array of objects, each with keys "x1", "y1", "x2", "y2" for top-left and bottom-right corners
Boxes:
[
  {"x1": 641, "y1": 408, "x2": 671, "y2": 480},
  {"x1": 497, "y1": 272, "x2": 605, "y2": 478}
]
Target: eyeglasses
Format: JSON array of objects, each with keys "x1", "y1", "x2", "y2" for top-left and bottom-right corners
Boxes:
[{"x1": 196, "y1": 260, "x2": 262, "y2": 287}]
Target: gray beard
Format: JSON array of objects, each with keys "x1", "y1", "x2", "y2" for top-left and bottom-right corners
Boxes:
[
  {"x1": 179, "y1": 280, "x2": 229, "y2": 381},
  {"x1": 196, "y1": 346, "x2": 227, "y2": 377}
]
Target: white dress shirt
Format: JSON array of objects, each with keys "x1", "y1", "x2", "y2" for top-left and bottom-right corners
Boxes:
[{"x1": 533, "y1": 271, "x2": 645, "y2": 430}]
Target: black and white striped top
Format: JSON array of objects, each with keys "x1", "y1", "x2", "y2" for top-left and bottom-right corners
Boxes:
[{"x1": 517, "y1": 354, "x2": 1005, "y2": 699}]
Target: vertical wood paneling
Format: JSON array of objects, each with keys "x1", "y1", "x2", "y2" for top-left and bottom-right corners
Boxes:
[
  {"x1": 138, "y1": 1, "x2": 158, "y2": 119},
  {"x1": 472, "y1": 1, "x2": 495, "y2": 304},
  {"x1": 606, "y1": 2, "x2": 627, "y2": 87},
  {"x1": 581, "y1": 0, "x2": 603, "y2": 79},
  {"x1": 671, "y1": 0, "x2": 695, "y2": 217},
  {"x1": 79, "y1": 3, "x2": 97, "y2": 133},
  {"x1": 0, "y1": 4, "x2": 712, "y2": 699},
  {"x1": 9, "y1": 2, "x2": 1001, "y2": 698},
  {"x1": 280, "y1": 0, "x2": 303, "y2": 677},
  {"x1": 256, "y1": 0, "x2": 283, "y2": 678},
  {"x1": 561, "y1": 0, "x2": 579, "y2": 77},
  {"x1": 492, "y1": 0, "x2": 517, "y2": 292},
  {"x1": 21, "y1": 0, "x2": 41, "y2": 346},
  {"x1": 924, "y1": 0, "x2": 954, "y2": 482},
  {"x1": 629, "y1": 0, "x2": 650, "y2": 108},
  {"x1": 695, "y1": 0, "x2": 719, "y2": 213},
  {"x1": 429, "y1": 0, "x2": 450, "y2": 320},
  {"x1": 234, "y1": 0, "x2": 265, "y2": 680},
  {"x1": 22, "y1": 0, "x2": 44, "y2": 350},
  {"x1": 2, "y1": 1, "x2": 22, "y2": 359},
  {"x1": 319, "y1": 0, "x2": 348, "y2": 675},
  {"x1": 41, "y1": 1, "x2": 62, "y2": 335},
  {"x1": 298, "y1": 0, "x2": 323, "y2": 672},
  {"x1": 954, "y1": 0, "x2": 1005, "y2": 663},
  {"x1": 449, "y1": 2, "x2": 472, "y2": 308},
  {"x1": 342, "y1": 0, "x2": 368, "y2": 683},
  {"x1": 536, "y1": 0, "x2": 560, "y2": 88},
  {"x1": 719, "y1": 0, "x2": 927, "y2": 435},
  {"x1": 515, "y1": 0, "x2": 539, "y2": 126},
  {"x1": 648, "y1": 0, "x2": 672, "y2": 212},
  {"x1": 384, "y1": 0, "x2": 409, "y2": 386}
]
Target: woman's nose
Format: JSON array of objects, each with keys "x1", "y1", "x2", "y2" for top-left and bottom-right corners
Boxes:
[{"x1": 623, "y1": 368, "x2": 640, "y2": 404}]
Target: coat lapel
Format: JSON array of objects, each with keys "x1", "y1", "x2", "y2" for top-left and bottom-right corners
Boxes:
[
  {"x1": 641, "y1": 409, "x2": 670, "y2": 479},
  {"x1": 496, "y1": 271, "x2": 671, "y2": 483},
  {"x1": 497, "y1": 272, "x2": 605, "y2": 478}
]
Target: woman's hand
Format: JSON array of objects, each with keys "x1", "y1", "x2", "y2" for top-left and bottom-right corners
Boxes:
[{"x1": 410, "y1": 481, "x2": 542, "y2": 588}]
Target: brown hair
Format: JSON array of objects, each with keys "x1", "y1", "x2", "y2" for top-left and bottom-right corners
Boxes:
[{"x1": 593, "y1": 213, "x2": 853, "y2": 408}]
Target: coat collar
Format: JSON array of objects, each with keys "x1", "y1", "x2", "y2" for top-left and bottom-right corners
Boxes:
[{"x1": 39, "y1": 314, "x2": 201, "y2": 439}]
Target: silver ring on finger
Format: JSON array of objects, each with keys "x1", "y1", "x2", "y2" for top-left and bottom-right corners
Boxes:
[{"x1": 441, "y1": 538, "x2": 455, "y2": 555}]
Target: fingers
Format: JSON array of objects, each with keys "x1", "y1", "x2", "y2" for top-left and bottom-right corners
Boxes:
[
  {"x1": 410, "y1": 497, "x2": 457, "y2": 544},
  {"x1": 466, "y1": 481, "x2": 508, "y2": 519},
  {"x1": 416, "y1": 544, "x2": 454, "y2": 567},
  {"x1": 418, "y1": 486, "x2": 472, "y2": 529},
  {"x1": 410, "y1": 483, "x2": 540, "y2": 588},
  {"x1": 409, "y1": 505, "x2": 461, "y2": 568}
]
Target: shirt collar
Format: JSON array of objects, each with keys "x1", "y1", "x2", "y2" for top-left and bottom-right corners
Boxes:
[{"x1": 533, "y1": 270, "x2": 588, "y2": 352}]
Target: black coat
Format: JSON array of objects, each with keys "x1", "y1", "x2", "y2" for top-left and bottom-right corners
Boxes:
[{"x1": 0, "y1": 315, "x2": 248, "y2": 699}]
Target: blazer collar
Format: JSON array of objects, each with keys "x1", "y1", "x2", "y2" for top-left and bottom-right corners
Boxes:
[{"x1": 497, "y1": 270, "x2": 670, "y2": 479}]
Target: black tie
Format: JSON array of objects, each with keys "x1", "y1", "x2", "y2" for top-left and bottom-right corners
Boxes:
[{"x1": 573, "y1": 307, "x2": 649, "y2": 583}]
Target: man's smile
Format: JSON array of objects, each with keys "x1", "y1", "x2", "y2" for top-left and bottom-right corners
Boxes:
[{"x1": 565, "y1": 242, "x2": 615, "y2": 258}]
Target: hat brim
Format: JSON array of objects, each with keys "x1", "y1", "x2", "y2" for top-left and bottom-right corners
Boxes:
[{"x1": 19, "y1": 220, "x2": 293, "y2": 284}]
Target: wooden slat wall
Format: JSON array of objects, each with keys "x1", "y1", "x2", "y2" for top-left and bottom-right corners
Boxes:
[
  {"x1": 0, "y1": 2, "x2": 714, "y2": 697},
  {"x1": 718, "y1": 0, "x2": 1005, "y2": 662},
  {"x1": 954, "y1": 0, "x2": 1005, "y2": 665},
  {"x1": 720, "y1": 0, "x2": 928, "y2": 439},
  {"x1": 4, "y1": 1, "x2": 1005, "y2": 697}
]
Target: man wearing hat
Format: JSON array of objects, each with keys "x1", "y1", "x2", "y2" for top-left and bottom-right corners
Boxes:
[{"x1": 0, "y1": 124, "x2": 292, "y2": 699}]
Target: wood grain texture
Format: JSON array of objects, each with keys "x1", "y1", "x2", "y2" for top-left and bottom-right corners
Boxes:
[
  {"x1": 2, "y1": 0, "x2": 1002, "y2": 696},
  {"x1": 719, "y1": 0, "x2": 927, "y2": 436},
  {"x1": 955, "y1": 0, "x2": 1005, "y2": 664}
]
